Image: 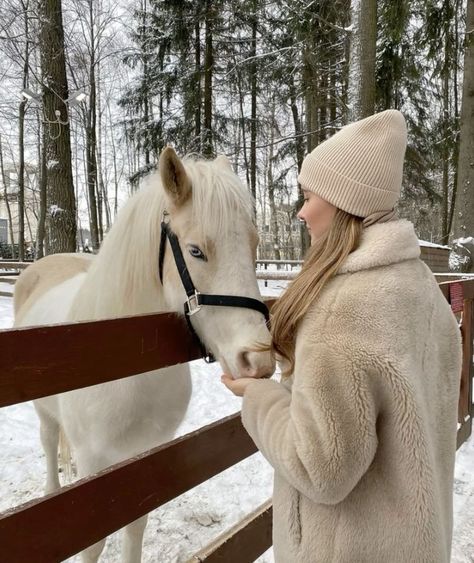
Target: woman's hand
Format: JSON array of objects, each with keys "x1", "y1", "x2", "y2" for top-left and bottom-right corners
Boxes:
[{"x1": 221, "y1": 374, "x2": 259, "y2": 397}]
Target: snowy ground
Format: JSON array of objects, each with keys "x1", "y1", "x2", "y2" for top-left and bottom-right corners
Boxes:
[{"x1": 1, "y1": 287, "x2": 474, "y2": 562}]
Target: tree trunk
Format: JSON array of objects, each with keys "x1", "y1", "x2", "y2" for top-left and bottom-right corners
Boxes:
[
  {"x1": 142, "y1": 0, "x2": 151, "y2": 166},
  {"x1": 203, "y1": 0, "x2": 214, "y2": 157},
  {"x1": 303, "y1": 43, "x2": 319, "y2": 152},
  {"x1": 452, "y1": 0, "x2": 474, "y2": 270},
  {"x1": 250, "y1": 0, "x2": 258, "y2": 207},
  {"x1": 448, "y1": 0, "x2": 463, "y2": 236},
  {"x1": 96, "y1": 61, "x2": 111, "y2": 232},
  {"x1": 267, "y1": 96, "x2": 280, "y2": 261},
  {"x1": 237, "y1": 67, "x2": 251, "y2": 188},
  {"x1": 39, "y1": 0, "x2": 76, "y2": 254},
  {"x1": 441, "y1": 4, "x2": 451, "y2": 244},
  {"x1": 348, "y1": 0, "x2": 377, "y2": 120},
  {"x1": 86, "y1": 0, "x2": 99, "y2": 250},
  {"x1": 107, "y1": 99, "x2": 120, "y2": 218},
  {"x1": 36, "y1": 114, "x2": 47, "y2": 259},
  {"x1": 18, "y1": 100, "x2": 26, "y2": 261},
  {"x1": 289, "y1": 76, "x2": 310, "y2": 256},
  {"x1": 194, "y1": 16, "x2": 202, "y2": 152},
  {"x1": 18, "y1": 0, "x2": 30, "y2": 261}
]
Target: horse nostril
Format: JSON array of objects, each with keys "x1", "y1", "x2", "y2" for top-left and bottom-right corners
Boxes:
[
  {"x1": 237, "y1": 351, "x2": 258, "y2": 377},
  {"x1": 238, "y1": 350, "x2": 250, "y2": 369}
]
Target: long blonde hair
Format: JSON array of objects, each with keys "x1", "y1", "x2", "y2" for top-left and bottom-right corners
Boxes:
[{"x1": 271, "y1": 209, "x2": 363, "y2": 377}]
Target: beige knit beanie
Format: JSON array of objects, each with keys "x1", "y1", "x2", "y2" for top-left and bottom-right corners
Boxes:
[{"x1": 297, "y1": 109, "x2": 407, "y2": 218}]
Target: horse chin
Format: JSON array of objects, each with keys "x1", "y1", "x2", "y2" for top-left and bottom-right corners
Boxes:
[{"x1": 218, "y1": 357, "x2": 238, "y2": 379}]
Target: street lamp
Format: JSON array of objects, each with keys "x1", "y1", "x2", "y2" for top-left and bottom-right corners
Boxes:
[
  {"x1": 66, "y1": 92, "x2": 87, "y2": 106},
  {"x1": 19, "y1": 88, "x2": 86, "y2": 135},
  {"x1": 21, "y1": 89, "x2": 86, "y2": 107}
]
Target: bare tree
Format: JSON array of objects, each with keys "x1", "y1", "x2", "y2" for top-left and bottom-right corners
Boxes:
[{"x1": 39, "y1": 0, "x2": 76, "y2": 253}]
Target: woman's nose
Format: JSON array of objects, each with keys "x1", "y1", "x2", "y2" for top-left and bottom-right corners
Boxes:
[{"x1": 297, "y1": 208, "x2": 304, "y2": 221}]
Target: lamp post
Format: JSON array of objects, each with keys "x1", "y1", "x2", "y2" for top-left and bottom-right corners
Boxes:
[{"x1": 20, "y1": 89, "x2": 86, "y2": 128}]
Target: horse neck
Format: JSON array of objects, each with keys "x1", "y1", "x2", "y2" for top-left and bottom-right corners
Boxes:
[{"x1": 69, "y1": 185, "x2": 168, "y2": 321}]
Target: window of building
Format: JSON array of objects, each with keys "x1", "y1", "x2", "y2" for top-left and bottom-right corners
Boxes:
[{"x1": 0, "y1": 218, "x2": 8, "y2": 243}]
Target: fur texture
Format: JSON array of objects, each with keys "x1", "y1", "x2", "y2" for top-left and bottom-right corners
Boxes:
[{"x1": 242, "y1": 219, "x2": 462, "y2": 563}]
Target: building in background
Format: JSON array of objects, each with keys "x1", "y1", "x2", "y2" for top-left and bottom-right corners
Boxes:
[{"x1": 0, "y1": 163, "x2": 39, "y2": 251}]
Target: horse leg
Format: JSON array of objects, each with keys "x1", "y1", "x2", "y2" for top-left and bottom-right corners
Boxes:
[
  {"x1": 81, "y1": 537, "x2": 107, "y2": 563},
  {"x1": 122, "y1": 515, "x2": 148, "y2": 563},
  {"x1": 36, "y1": 405, "x2": 61, "y2": 494},
  {"x1": 75, "y1": 450, "x2": 112, "y2": 563}
]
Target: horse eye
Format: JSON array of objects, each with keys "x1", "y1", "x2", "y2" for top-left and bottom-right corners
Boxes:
[{"x1": 188, "y1": 245, "x2": 207, "y2": 261}]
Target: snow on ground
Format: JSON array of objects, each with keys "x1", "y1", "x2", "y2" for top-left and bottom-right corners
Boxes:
[
  {"x1": 1, "y1": 285, "x2": 474, "y2": 562},
  {"x1": 0, "y1": 281, "x2": 13, "y2": 296},
  {"x1": 0, "y1": 295, "x2": 14, "y2": 328}
]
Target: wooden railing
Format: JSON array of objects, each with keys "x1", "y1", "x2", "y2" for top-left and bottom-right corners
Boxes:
[
  {"x1": 0, "y1": 260, "x2": 32, "y2": 270},
  {"x1": 0, "y1": 280, "x2": 472, "y2": 562},
  {"x1": 0, "y1": 304, "x2": 276, "y2": 562},
  {"x1": 439, "y1": 280, "x2": 474, "y2": 448}
]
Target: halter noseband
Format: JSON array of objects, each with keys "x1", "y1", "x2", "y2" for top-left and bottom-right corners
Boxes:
[{"x1": 158, "y1": 211, "x2": 270, "y2": 363}]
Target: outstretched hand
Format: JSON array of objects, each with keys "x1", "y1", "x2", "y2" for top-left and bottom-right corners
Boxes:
[{"x1": 221, "y1": 374, "x2": 260, "y2": 397}]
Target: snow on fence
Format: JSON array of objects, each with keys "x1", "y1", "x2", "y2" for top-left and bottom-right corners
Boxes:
[{"x1": 0, "y1": 280, "x2": 472, "y2": 562}]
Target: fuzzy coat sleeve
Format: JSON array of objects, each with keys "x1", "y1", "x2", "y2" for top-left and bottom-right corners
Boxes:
[{"x1": 241, "y1": 342, "x2": 379, "y2": 505}]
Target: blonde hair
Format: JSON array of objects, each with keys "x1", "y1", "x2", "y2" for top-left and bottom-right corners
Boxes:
[{"x1": 270, "y1": 209, "x2": 363, "y2": 377}]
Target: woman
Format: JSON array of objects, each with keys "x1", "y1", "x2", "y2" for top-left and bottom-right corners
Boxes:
[{"x1": 222, "y1": 110, "x2": 462, "y2": 562}]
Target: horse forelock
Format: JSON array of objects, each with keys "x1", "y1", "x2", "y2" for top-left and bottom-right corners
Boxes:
[{"x1": 180, "y1": 156, "x2": 255, "y2": 242}]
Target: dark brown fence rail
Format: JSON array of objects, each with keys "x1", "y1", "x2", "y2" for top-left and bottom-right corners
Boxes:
[
  {"x1": 0, "y1": 414, "x2": 258, "y2": 562},
  {"x1": 439, "y1": 280, "x2": 474, "y2": 447},
  {"x1": 0, "y1": 313, "x2": 201, "y2": 407},
  {"x1": 186, "y1": 500, "x2": 273, "y2": 563},
  {"x1": 0, "y1": 280, "x2": 471, "y2": 562}
]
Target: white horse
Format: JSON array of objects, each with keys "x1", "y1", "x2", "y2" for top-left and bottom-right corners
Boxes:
[{"x1": 13, "y1": 147, "x2": 275, "y2": 563}]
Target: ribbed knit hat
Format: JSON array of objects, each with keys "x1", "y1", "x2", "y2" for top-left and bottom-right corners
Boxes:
[{"x1": 297, "y1": 109, "x2": 407, "y2": 218}]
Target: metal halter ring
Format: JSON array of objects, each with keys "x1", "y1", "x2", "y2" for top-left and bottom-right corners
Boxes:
[{"x1": 185, "y1": 292, "x2": 202, "y2": 316}]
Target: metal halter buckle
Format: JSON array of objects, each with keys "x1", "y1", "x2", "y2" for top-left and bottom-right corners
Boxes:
[{"x1": 186, "y1": 291, "x2": 202, "y2": 316}]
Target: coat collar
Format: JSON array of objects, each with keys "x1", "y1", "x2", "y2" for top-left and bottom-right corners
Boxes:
[{"x1": 337, "y1": 219, "x2": 420, "y2": 275}]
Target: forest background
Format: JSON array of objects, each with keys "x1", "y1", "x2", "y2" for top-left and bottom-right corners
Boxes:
[{"x1": 0, "y1": 0, "x2": 473, "y2": 268}]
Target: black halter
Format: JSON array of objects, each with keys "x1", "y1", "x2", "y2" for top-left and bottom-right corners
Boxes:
[{"x1": 158, "y1": 212, "x2": 270, "y2": 363}]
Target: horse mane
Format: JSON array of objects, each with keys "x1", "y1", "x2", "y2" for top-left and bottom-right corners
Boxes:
[{"x1": 69, "y1": 156, "x2": 255, "y2": 320}]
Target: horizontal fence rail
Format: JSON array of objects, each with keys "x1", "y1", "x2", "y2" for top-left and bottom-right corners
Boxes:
[
  {"x1": 0, "y1": 260, "x2": 32, "y2": 270},
  {"x1": 187, "y1": 500, "x2": 273, "y2": 563},
  {"x1": 256, "y1": 259, "x2": 302, "y2": 266},
  {"x1": 0, "y1": 277, "x2": 472, "y2": 562},
  {"x1": 0, "y1": 414, "x2": 259, "y2": 562},
  {"x1": 256, "y1": 270, "x2": 297, "y2": 281},
  {"x1": 0, "y1": 313, "x2": 202, "y2": 407}
]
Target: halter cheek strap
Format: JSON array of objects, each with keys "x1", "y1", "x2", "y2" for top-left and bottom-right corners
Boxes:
[{"x1": 158, "y1": 215, "x2": 270, "y2": 363}]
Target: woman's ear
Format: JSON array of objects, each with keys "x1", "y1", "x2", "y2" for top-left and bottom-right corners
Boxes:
[{"x1": 159, "y1": 146, "x2": 192, "y2": 208}]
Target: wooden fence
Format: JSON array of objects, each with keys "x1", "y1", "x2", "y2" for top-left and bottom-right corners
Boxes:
[{"x1": 0, "y1": 280, "x2": 472, "y2": 562}]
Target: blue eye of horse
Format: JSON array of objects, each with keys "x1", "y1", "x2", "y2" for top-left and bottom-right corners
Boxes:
[{"x1": 188, "y1": 245, "x2": 207, "y2": 261}]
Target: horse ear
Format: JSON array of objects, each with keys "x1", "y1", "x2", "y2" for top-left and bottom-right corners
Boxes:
[
  {"x1": 159, "y1": 146, "x2": 192, "y2": 208},
  {"x1": 215, "y1": 154, "x2": 233, "y2": 172}
]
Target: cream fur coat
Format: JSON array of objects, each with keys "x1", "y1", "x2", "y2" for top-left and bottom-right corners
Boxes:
[{"x1": 242, "y1": 220, "x2": 462, "y2": 562}]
